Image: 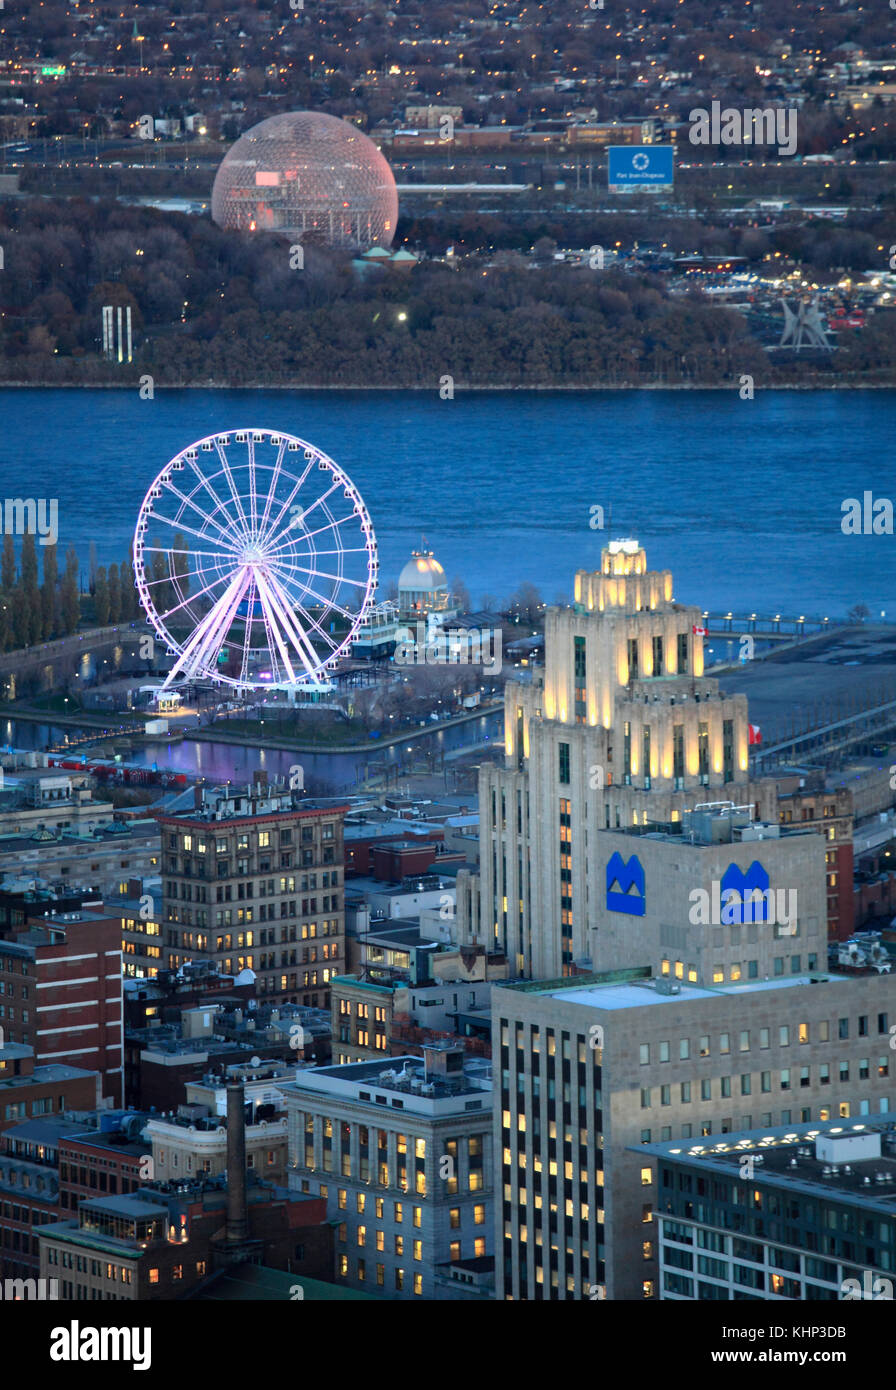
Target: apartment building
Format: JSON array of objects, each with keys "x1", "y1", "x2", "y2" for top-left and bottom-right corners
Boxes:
[{"x1": 158, "y1": 782, "x2": 347, "y2": 1008}]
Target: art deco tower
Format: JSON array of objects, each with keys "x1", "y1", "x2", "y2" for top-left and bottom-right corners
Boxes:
[{"x1": 456, "y1": 540, "x2": 777, "y2": 979}]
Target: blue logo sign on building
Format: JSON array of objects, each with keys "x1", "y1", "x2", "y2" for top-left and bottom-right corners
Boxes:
[
  {"x1": 720, "y1": 861, "x2": 770, "y2": 924},
  {"x1": 606, "y1": 852, "x2": 645, "y2": 916},
  {"x1": 607, "y1": 145, "x2": 674, "y2": 193}
]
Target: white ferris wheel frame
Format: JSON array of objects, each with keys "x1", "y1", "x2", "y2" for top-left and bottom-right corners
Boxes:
[{"x1": 132, "y1": 428, "x2": 378, "y2": 694}]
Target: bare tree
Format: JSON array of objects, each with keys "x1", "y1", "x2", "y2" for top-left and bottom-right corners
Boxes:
[
  {"x1": 451, "y1": 576, "x2": 471, "y2": 612},
  {"x1": 507, "y1": 582, "x2": 544, "y2": 627}
]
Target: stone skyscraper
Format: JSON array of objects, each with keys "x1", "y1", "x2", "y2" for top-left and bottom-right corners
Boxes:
[{"x1": 457, "y1": 540, "x2": 777, "y2": 979}]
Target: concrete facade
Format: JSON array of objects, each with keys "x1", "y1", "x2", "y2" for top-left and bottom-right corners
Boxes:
[
  {"x1": 283, "y1": 1045, "x2": 494, "y2": 1298},
  {"x1": 494, "y1": 969, "x2": 896, "y2": 1301},
  {"x1": 457, "y1": 540, "x2": 778, "y2": 979}
]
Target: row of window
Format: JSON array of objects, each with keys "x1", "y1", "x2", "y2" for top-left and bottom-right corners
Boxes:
[
  {"x1": 3, "y1": 1096, "x2": 61, "y2": 1121},
  {"x1": 338, "y1": 1001, "x2": 388, "y2": 1021},
  {"x1": 47, "y1": 1249, "x2": 134, "y2": 1282},
  {"x1": 662, "y1": 957, "x2": 821, "y2": 984},
  {"x1": 0, "y1": 981, "x2": 28, "y2": 997},
  {"x1": 0, "y1": 1006, "x2": 30, "y2": 1023},
  {"x1": 641, "y1": 1060, "x2": 891, "y2": 1108},
  {"x1": 174, "y1": 920, "x2": 340, "y2": 946},
  {"x1": 337, "y1": 1256, "x2": 424, "y2": 1292},
  {"x1": 316, "y1": 1187, "x2": 424, "y2": 1225},
  {"x1": 639, "y1": 1097, "x2": 892, "y2": 1145},
  {"x1": 174, "y1": 827, "x2": 333, "y2": 853},
  {"x1": 640, "y1": 1015, "x2": 890, "y2": 1063}
]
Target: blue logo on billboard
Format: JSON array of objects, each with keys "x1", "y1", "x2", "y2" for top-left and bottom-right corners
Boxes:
[
  {"x1": 720, "y1": 861, "x2": 770, "y2": 924},
  {"x1": 606, "y1": 852, "x2": 645, "y2": 916},
  {"x1": 607, "y1": 145, "x2": 674, "y2": 191}
]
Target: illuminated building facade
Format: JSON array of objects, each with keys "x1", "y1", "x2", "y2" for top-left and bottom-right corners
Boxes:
[
  {"x1": 283, "y1": 1043, "x2": 494, "y2": 1299},
  {"x1": 458, "y1": 540, "x2": 777, "y2": 979}
]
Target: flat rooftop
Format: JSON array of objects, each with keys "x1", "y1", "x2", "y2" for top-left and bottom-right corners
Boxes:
[
  {"x1": 0, "y1": 1062, "x2": 97, "y2": 1087},
  {"x1": 543, "y1": 972, "x2": 846, "y2": 1012},
  {"x1": 639, "y1": 1119, "x2": 896, "y2": 1214},
  {"x1": 283, "y1": 1053, "x2": 492, "y2": 1110},
  {"x1": 191, "y1": 1263, "x2": 378, "y2": 1301}
]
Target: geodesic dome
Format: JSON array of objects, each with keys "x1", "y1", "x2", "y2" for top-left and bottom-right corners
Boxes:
[{"x1": 211, "y1": 111, "x2": 398, "y2": 251}]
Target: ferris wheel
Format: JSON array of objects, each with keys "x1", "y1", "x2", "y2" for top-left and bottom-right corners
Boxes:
[{"x1": 133, "y1": 428, "x2": 378, "y2": 693}]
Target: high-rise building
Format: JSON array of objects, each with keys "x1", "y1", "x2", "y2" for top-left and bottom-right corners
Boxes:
[
  {"x1": 457, "y1": 539, "x2": 777, "y2": 979},
  {"x1": 282, "y1": 1042, "x2": 494, "y2": 1298},
  {"x1": 493, "y1": 966, "x2": 896, "y2": 1300},
  {"x1": 158, "y1": 784, "x2": 347, "y2": 1008}
]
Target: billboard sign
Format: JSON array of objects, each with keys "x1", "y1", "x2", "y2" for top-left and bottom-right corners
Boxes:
[{"x1": 608, "y1": 145, "x2": 674, "y2": 193}]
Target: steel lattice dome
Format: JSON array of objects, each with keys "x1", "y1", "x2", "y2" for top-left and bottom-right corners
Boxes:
[{"x1": 211, "y1": 111, "x2": 398, "y2": 251}]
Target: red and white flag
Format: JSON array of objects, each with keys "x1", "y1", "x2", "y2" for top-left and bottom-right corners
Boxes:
[
  {"x1": 692, "y1": 624, "x2": 708, "y2": 636},
  {"x1": 748, "y1": 724, "x2": 762, "y2": 746}
]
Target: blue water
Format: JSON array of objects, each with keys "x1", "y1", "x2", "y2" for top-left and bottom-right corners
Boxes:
[{"x1": 2, "y1": 387, "x2": 895, "y2": 617}]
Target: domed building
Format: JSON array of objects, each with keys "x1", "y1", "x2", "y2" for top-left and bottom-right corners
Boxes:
[
  {"x1": 398, "y1": 548, "x2": 453, "y2": 622},
  {"x1": 211, "y1": 111, "x2": 398, "y2": 251}
]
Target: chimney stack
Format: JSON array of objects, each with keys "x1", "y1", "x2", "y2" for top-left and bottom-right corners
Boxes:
[{"x1": 225, "y1": 1083, "x2": 249, "y2": 1244}]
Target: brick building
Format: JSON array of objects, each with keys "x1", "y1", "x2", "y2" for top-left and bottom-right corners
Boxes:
[
  {"x1": 0, "y1": 908, "x2": 124, "y2": 1105},
  {"x1": 0, "y1": 1045, "x2": 98, "y2": 1138},
  {"x1": 777, "y1": 783, "x2": 854, "y2": 940},
  {"x1": 158, "y1": 782, "x2": 347, "y2": 1009},
  {"x1": 39, "y1": 1084, "x2": 334, "y2": 1299}
]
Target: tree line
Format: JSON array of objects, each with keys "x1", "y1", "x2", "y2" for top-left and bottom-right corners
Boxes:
[
  {"x1": 0, "y1": 534, "x2": 139, "y2": 652},
  {"x1": 1, "y1": 197, "x2": 894, "y2": 386}
]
